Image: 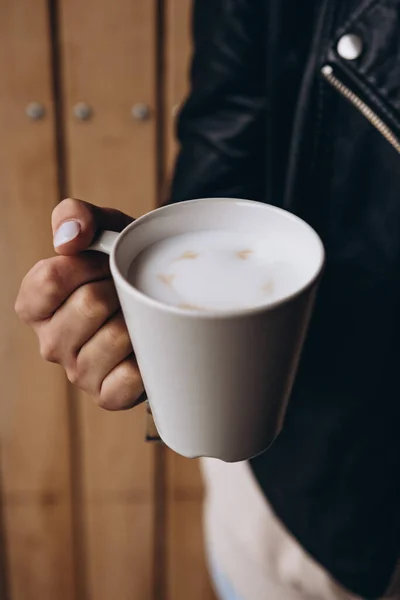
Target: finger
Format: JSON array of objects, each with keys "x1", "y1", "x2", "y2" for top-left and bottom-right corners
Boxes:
[
  {"x1": 98, "y1": 355, "x2": 145, "y2": 411},
  {"x1": 40, "y1": 279, "x2": 120, "y2": 365},
  {"x1": 16, "y1": 253, "x2": 111, "y2": 323},
  {"x1": 52, "y1": 198, "x2": 133, "y2": 255},
  {"x1": 73, "y1": 312, "x2": 133, "y2": 395}
]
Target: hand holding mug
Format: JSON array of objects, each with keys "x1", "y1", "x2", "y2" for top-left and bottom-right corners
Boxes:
[
  {"x1": 16, "y1": 197, "x2": 324, "y2": 462},
  {"x1": 15, "y1": 198, "x2": 144, "y2": 411}
]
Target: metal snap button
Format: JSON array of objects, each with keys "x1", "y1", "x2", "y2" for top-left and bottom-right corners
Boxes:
[{"x1": 337, "y1": 34, "x2": 363, "y2": 60}]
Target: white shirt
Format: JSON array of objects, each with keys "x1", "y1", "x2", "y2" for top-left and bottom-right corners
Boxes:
[{"x1": 201, "y1": 458, "x2": 400, "y2": 600}]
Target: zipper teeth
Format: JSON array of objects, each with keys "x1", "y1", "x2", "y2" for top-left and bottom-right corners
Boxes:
[{"x1": 321, "y1": 65, "x2": 400, "y2": 155}]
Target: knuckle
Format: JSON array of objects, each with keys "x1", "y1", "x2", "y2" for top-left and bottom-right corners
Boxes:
[
  {"x1": 120, "y1": 360, "x2": 142, "y2": 387},
  {"x1": 73, "y1": 284, "x2": 109, "y2": 321},
  {"x1": 39, "y1": 334, "x2": 59, "y2": 363},
  {"x1": 95, "y1": 394, "x2": 115, "y2": 411},
  {"x1": 65, "y1": 362, "x2": 81, "y2": 388},
  {"x1": 106, "y1": 318, "x2": 130, "y2": 349},
  {"x1": 14, "y1": 292, "x2": 27, "y2": 321},
  {"x1": 98, "y1": 363, "x2": 143, "y2": 411},
  {"x1": 16, "y1": 260, "x2": 59, "y2": 322},
  {"x1": 34, "y1": 260, "x2": 63, "y2": 306},
  {"x1": 96, "y1": 390, "x2": 140, "y2": 411},
  {"x1": 35, "y1": 259, "x2": 57, "y2": 286},
  {"x1": 68, "y1": 355, "x2": 102, "y2": 397}
]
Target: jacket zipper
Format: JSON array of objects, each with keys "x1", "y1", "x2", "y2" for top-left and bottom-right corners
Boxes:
[{"x1": 321, "y1": 65, "x2": 400, "y2": 154}]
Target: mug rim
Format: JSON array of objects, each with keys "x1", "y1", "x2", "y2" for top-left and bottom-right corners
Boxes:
[{"x1": 110, "y1": 197, "x2": 325, "y2": 320}]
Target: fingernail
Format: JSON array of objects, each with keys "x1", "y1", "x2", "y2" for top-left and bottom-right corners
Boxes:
[{"x1": 53, "y1": 221, "x2": 80, "y2": 248}]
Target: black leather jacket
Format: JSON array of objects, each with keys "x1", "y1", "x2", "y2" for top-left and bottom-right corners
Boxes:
[{"x1": 169, "y1": 1, "x2": 400, "y2": 597}]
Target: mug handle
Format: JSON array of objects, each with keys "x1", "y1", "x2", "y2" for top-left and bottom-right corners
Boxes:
[
  {"x1": 87, "y1": 229, "x2": 162, "y2": 444},
  {"x1": 88, "y1": 230, "x2": 119, "y2": 255}
]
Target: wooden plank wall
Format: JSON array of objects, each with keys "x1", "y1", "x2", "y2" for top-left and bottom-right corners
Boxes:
[
  {"x1": 58, "y1": 1, "x2": 158, "y2": 598},
  {"x1": 0, "y1": 1, "x2": 216, "y2": 598},
  {"x1": 0, "y1": 1, "x2": 75, "y2": 598}
]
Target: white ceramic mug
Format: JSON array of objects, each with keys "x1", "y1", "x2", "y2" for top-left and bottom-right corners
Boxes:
[{"x1": 90, "y1": 198, "x2": 324, "y2": 462}]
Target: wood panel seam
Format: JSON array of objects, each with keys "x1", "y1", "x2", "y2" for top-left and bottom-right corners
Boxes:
[
  {"x1": 0, "y1": 449, "x2": 10, "y2": 600},
  {"x1": 48, "y1": 2, "x2": 87, "y2": 599}
]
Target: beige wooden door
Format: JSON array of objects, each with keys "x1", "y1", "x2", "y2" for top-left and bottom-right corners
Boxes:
[
  {"x1": 0, "y1": 1, "x2": 75, "y2": 599},
  {"x1": 57, "y1": 1, "x2": 158, "y2": 598},
  {"x1": 0, "y1": 1, "x2": 217, "y2": 598}
]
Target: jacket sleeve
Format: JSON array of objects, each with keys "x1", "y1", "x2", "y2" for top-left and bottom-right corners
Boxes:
[{"x1": 168, "y1": 0, "x2": 267, "y2": 204}]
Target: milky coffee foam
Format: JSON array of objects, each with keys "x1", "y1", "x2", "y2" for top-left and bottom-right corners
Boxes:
[{"x1": 128, "y1": 230, "x2": 303, "y2": 312}]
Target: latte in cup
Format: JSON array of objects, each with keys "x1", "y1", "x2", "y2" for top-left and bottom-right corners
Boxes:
[
  {"x1": 89, "y1": 198, "x2": 324, "y2": 461},
  {"x1": 127, "y1": 230, "x2": 305, "y2": 312}
]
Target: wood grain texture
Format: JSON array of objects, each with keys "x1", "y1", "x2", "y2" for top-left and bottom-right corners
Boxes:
[
  {"x1": 1, "y1": 2, "x2": 215, "y2": 598},
  {"x1": 165, "y1": 453, "x2": 216, "y2": 600},
  {"x1": 59, "y1": 0, "x2": 158, "y2": 217},
  {"x1": 0, "y1": 1, "x2": 75, "y2": 598},
  {"x1": 0, "y1": 455, "x2": 9, "y2": 600},
  {"x1": 167, "y1": 497, "x2": 216, "y2": 600},
  {"x1": 58, "y1": 1, "x2": 158, "y2": 597},
  {"x1": 78, "y1": 404, "x2": 155, "y2": 600}
]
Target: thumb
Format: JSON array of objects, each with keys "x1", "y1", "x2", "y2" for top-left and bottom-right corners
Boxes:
[{"x1": 52, "y1": 198, "x2": 134, "y2": 255}]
